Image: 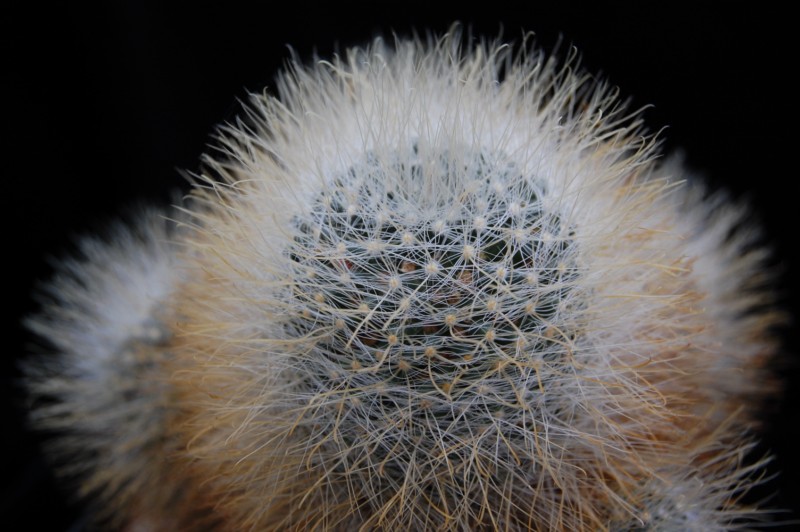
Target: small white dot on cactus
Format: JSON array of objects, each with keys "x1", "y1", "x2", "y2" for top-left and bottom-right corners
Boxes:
[
  {"x1": 366, "y1": 240, "x2": 384, "y2": 254},
  {"x1": 388, "y1": 276, "x2": 401, "y2": 290},
  {"x1": 485, "y1": 329, "x2": 496, "y2": 342},
  {"x1": 508, "y1": 202, "x2": 521, "y2": 216},
  {"x1": 432, "y1": 219, "x2": 446, "y2": 232},
  {"x1": 401, "y1": 232, "x2": 414, "y2": 245},
  {"x1": 495, "y1": 265, "x2": 508, "y2": 279},
  {"x1": 473, "y1": 216, "x2": 486, "y2": 231},
  {"x1": 387, "y1": 334, "x2": 398, "y2": 346},
  {"x1": 485, "y1": 298, "x2": 498, "y2": 312},
  {"x1": 424, "y1": 346, "x2": 437, "y2": 359},
  {"x1": 462, "y1": 245, "x2": 475, "y2": 260},
  {"x1": 357, "y1": 302, "x2": 369, "y2": 312},
  {"x1": 346, "y1": 204, "x2": 357, "y2": 216},
  {"x1": 399, "y1": 297, "x2": 411, "y2": 311},
  {"x1": 334, "y1": 318, "x2": 346, "y2": 329},
  {"x1": 525, "y1": 272, "x2": 538, "y2": 285},
  {"x1": 396, "y1": 358, "x2": 411, "y2": 372},
  {"x1": 444, "y1": 314, "x2": 457, "y2": 326},
  {"x1": 132, "y1": 323, "x2": 165, "y2": 343},
  {"x1": 496, "y1": 284, "x2": 513, "y2": 296},
  {"x1": 314, "y1": 292, "x2": 325, "y2": 304},
  {"x1": 425, "y1": 261, "x2": 440, "y2": 275},
  {"x1": 336, "y1": 242, "x2": 347, "y2": 254}
]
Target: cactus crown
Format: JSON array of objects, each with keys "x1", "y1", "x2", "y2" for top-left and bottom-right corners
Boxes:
[{"x1": 287, "y1": 141, "x2": 581, "y2": 517}]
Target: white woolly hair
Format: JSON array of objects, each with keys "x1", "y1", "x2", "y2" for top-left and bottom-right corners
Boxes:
[
  {"x1": 26, "y1": 27, "x2": 781, "y2": 531},
  {"x1": 25, "y1": 211, "x2": 190, "y2": 527}
]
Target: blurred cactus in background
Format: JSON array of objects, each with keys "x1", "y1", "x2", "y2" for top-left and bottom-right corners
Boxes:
[{"x1": 25, "y1": 28, "x2": 782, "y2": 530}]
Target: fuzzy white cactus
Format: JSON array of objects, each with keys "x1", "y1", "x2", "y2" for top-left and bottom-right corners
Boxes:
[{"x1": 26, "y1": 29, "x2": 781, "y2": 530}]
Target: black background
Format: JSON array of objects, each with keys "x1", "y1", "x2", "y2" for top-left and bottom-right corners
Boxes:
[{"x1": 4, "y1": 3, "x2": 797, "y2": 529}]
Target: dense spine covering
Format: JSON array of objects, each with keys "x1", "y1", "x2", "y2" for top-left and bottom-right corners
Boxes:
[{"x1": 26, "y1": 29, "x2": 780, "y2": 530}]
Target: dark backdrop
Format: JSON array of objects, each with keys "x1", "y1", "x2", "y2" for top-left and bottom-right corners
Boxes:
[{"x1": 4, "y1": 3, "x2": 796, "y2": 529}]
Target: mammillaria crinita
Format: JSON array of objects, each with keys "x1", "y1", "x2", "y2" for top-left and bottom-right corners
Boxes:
[{"x1": 26, "y1": 28, "x2": 782, "y2": 530}]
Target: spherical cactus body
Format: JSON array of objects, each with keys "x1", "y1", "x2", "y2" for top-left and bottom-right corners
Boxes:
[{"x1": 26, "y1": 30, "x2": 781, "y2": 530}]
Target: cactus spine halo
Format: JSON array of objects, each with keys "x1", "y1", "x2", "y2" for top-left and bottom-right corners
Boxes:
[{"x1": 26, "y1": 28, "x2": 780, "y2": 530}]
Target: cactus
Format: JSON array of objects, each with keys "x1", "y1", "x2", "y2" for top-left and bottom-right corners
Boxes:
[{"x1": 25, "y1": 29, "x2": 782, "y2": 530}]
